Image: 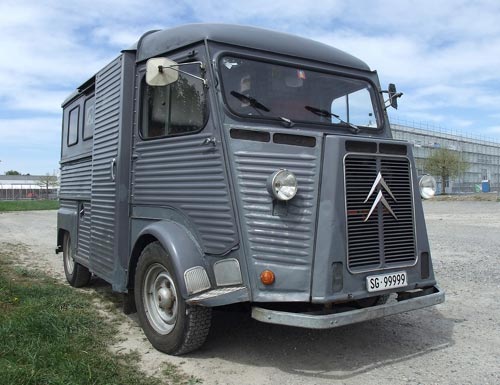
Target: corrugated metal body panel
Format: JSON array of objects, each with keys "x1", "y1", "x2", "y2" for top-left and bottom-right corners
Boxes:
[
  {"x1": 59, "y1": 200, "x2": 76, "y2": 210},
  {"x1": 235, "y1": 151, "x2": 317, "y2": 264},
  {"x1": 77, "y1": 202, "x2": 91, "y2": 264},
  {"x1": 132, "y1": 134, "x2": 238, "y2": 254},
  {"x1": 90, "y1": 56, "x2": 123, "y2": 279},
  {"x1": 228, "y1": 131, "x2": 321, "y2": 301},
  {"x1": 59, "y1": 159, "x2": 92, "y2": 199}
]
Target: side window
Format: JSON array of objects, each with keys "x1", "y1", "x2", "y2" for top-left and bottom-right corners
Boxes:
[
  {"x1": 67, "y1": 106, "x2": 80, "y2": 146},
  {"x1": 83, "y1": 96, "x2": 95, "y2": 140},
  {"x1": 141, "y1": 63, "x2": 207, "y2": 139}
]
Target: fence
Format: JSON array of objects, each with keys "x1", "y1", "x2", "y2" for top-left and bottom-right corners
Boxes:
[
  {"x1": 391, "y1": 118, "x2": 500, "y2": 194},
  {"x1": 0, "y1": 186, "x2": 59, "y2": 201}
]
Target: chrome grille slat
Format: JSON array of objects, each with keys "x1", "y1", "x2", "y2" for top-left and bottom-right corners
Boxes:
[{"x1": 345, "y1": 153, "x2": 416, "y2": 272}]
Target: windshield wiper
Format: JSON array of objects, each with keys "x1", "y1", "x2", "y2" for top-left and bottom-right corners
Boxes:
[
  {"x1": 305, "y1": 105, "x2": 360, "y2": 134},
  {"x1": 230, "y1": 91, "x2": 294, "y2": 128},
  {"x1": 230, "y1": 91, "x2": 270, "y2": 112}
]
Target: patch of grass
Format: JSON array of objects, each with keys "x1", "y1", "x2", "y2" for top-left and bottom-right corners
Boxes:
[
  {"x1": 0, "y1": 255, "x2": 166, "y2": 385},
  {"x1": 0, "y1": 200, "x2": 59, "y2": 212},
  {"x1": 12, "y1": 266, "x2": 43, "y2": 278}
]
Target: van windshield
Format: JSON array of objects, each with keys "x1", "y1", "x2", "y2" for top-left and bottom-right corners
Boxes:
[{"x1": 219, "y1": 56, "x2": 380, "y2": 129}]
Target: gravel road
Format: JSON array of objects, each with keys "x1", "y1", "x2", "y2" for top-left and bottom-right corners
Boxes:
[{"x1": 0, "y1": 201, "x2": 499, "y2": 385}]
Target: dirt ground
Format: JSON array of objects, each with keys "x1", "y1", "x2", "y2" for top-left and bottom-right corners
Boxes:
[{"x1": 0, "y1": 201, "x2": 499, "y2": 385}]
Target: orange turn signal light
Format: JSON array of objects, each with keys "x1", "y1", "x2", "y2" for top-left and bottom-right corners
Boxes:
[{"x1": 260, "y1": 270, "x2": 275, "y2": 285}]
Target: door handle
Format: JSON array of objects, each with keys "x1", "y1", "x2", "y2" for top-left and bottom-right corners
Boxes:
[
  {"x1": 110, "y1": 158, "x2": 116, "y2": 181},
  {"x1": 201, "y1": 137, "x2": 217, "y2": 146}
]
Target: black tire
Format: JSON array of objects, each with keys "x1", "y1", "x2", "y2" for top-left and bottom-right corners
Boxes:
[
  {"x1": 62, "y1": 232, "x2": 91, "y2": 288},
  {"x1": 134, "y1": 241, "x2": 212, "y2": 355}
]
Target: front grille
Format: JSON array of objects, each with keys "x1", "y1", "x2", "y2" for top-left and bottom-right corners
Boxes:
[{"x1": 345, "y1": 154, "x2": 416, "y2": 272}]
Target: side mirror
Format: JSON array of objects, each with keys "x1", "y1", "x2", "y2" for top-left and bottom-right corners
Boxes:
[
  {"x1": 146, "y1": 58, "x2": 179, "y2": 86},
  {"x1": 387, "y1": 83, "x2": 403, "y2": 110},
  {"x1": 388, "y1": 83, "x2": 397, "y2": 109}
]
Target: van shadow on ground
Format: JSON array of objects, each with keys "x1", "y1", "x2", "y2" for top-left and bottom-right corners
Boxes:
[
  {"x1": 194, "y1": 305, "x2": 455, "y2": 381},
  {"x1": 89, "y1": 277, "x2": 455, "y2": 381}
]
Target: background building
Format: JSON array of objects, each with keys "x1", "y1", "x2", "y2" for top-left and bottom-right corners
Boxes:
[
  {"x1": 0, "y1": 175, "x2": 59, "y2": 200},
  {"x1": 391, "y1": 119, "x2": 500, "y2": 194}
]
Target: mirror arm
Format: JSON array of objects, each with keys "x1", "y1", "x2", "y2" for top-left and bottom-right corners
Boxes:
[
  {"x1": 383, "y1": 92, "x2": 403, "y2": 110},
  {"x1": 175, "y1": 68, "x2": 207, "y2": 87},
  {"x1": 158, "y1": 61, "x2": 207, "y2": 87}
]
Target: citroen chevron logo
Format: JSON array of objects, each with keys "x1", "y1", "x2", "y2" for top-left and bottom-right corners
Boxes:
[{"x1": 363, "y1": 172, "x2": 398, "y2": 222}]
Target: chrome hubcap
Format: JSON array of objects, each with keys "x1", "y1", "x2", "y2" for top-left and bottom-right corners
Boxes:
[
  {"x1": 143, "y1": 263, "x2": 178, "y2": 335},
  {"x1": 64, "y1": 236, "x2": 75, "y2": 275},
  {"x1": 158, "y1": 286, "x2": 173, "y2": 310}
]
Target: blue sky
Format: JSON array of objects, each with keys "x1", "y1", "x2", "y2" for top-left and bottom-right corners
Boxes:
[{"x1": 1, "y1": 0, "x2": 499, "y2": 175}]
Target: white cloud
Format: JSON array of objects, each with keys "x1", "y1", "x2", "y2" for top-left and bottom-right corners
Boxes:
[
  {"x1": 485, "y1": 126, "x2": 500, "y2": 134},
  {"x1": 1, "y1": 0, "x2": 500, "y2": 174},
  {"x1": 0, "y1": 116, "x2": 61, "y2": 174},
  {"x1": 0, "y1": 117, "x2": 60, "y2": 145}
]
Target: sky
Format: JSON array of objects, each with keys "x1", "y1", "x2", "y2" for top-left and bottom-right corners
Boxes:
[{"x1": 1, "y1": 0, "x2": 499, "y2": 175}]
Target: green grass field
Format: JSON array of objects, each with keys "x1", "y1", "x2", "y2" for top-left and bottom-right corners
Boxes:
[
  {"x1": 0, "y1": 200, "x2": 59, "y2": 212},
  {"x1": 0, "y1": 252, "x2": 200, "y2": 385}
]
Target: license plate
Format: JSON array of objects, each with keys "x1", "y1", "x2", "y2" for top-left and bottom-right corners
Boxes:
[{"x1": 366, "y1": 271, "x2": 408, "y2": 292}]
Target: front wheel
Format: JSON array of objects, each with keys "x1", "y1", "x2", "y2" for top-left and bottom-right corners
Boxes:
[
  {"x1": 62, "y1": 232, "x2": 91, "y2": 287},
  {"x1": 134, "y1": 241, "x2": 212, "y2": 355}
]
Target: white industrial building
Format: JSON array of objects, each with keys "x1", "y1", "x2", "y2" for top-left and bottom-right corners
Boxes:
[
  {"x1": 0, "y1": 175, "x2": 59, "y2": 200},
  {"x1": 392, "y1": 121, "x2": 500, "y2": 194}
]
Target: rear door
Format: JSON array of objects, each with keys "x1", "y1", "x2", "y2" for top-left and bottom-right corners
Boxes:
[{"x1": 89, "y1": 53, "x2": 134, "y2": 286}]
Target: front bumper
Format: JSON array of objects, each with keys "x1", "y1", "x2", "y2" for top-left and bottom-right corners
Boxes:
[{"x1": 252, "y1": 286, "x2": 444, "y2": 329}]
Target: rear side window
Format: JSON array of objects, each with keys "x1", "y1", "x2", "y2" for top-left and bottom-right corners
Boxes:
[
  {"x1": 141, "y1": 62, "x2": 207, "y2": 139},
  {"x1": 83, "y1": 96, "x2": 95, "y2": 140},
  {"x1": 67, "y1": 106, "x2": 80, "y2": 146}
]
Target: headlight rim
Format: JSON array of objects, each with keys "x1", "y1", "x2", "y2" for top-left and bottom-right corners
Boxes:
[
  {"x1": 267, "y1": 169, "x2": 298, "y2": 201},
  {"x1": 419, "y1": 174, "x2": 437, "y2": 199}
]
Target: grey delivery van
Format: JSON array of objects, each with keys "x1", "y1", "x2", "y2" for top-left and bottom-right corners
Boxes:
[{"x1": 56, "y1": 23, "x2": 444, "y2": 355}]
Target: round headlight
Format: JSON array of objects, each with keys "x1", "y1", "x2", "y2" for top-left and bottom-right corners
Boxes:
[
  {"x1": 267, "y1": 169, "x2": 298, "y2": 201},
  {"x1": 419, "y1": 175, "x2": 437, "y2": 199}
]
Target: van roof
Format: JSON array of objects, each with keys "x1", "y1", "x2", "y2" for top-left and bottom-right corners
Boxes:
[
  {"x1": 132, "y1": 23, "x2": 371, "y2": 71},
  {"x1": 64, "y1": 24, "x2": 371, "y2": 107}
]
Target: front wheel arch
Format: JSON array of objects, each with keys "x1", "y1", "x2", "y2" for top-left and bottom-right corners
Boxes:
[
  {"x1": 129, "y1": 220, "x2": 208, "y2": 299},
  {"x1": 134, "y1": 241, "x2": 212, "y2": 355}
]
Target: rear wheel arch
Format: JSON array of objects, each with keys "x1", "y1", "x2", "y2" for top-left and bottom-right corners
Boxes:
[
  {"x1": 57, "y1": 228, "x2": 67, "y2": 251},
  {"x1": 62, "y1": 231, "x2": 91, "y2": 287}
]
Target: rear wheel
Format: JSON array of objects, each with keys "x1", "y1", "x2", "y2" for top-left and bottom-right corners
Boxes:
[
  {"x1": 62, "y1": 232, "x2": 91, "y2": 287},
  {"x1": 135, "y1": 241, "x2": 212, "y2": 355}
]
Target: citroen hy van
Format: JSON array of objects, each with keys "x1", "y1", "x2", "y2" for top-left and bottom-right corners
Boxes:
[{"x1": 57, "y1": 24, "x2": 444, "y2": 355}]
